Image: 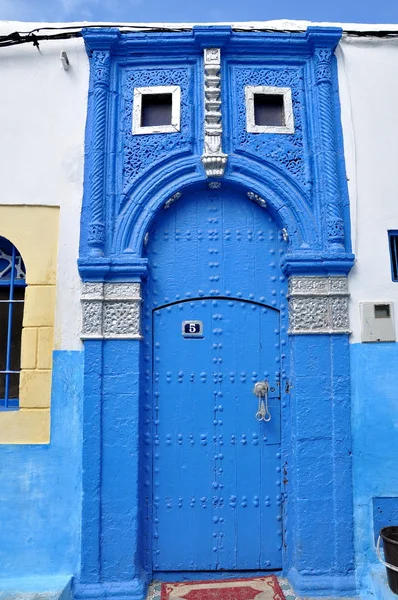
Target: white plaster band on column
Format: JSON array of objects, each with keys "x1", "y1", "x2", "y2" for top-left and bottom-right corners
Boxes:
[
  {"x1": 81, "y1": 282, "x2": 142, "y2": 339},
  {"x1": 287, "y1": 276, "x2": 350, "y2": 334}
]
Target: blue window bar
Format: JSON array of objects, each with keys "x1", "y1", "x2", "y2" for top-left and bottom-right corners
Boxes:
[{"x1": 0, "y1": 237, "x2": 26, "y2": 410}]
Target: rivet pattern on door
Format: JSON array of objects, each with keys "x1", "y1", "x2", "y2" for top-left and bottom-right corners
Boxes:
[{"x1": 143, "y1": 185, "x2": 287, "y2": 572}]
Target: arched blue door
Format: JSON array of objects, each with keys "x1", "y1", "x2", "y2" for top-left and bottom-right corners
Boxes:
[{"x1": 144, "y1": 184, "x2": 286, "y2": 572}]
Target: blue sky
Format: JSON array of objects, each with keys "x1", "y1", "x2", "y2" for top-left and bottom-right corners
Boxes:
[{"x1": 1, "y1": 0, "x2": 398, "y2": 25}]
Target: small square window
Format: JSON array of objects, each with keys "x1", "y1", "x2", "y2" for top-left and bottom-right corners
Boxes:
[
  {"x1": 245, "y1": 86, "x2": 294, "y2": 134},
  {"x1": 388, "y1": 230, "x2": 398, "y2": 282},
  {"x1": 133, "y1": 85, "x2": 181, "y2": 135},
  {"x1": 254, "y1": 94, "x2": 284, "y2": 127},
  {"x1": 141, "y1": 94, "x2": 172, "y2": 127}
]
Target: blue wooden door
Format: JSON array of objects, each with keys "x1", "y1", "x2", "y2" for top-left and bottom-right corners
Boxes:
[
  {"x1": 152, "y1": 300, "x2": 282, "y2": 570},
  {"x1": 146, "y1": 184, "x2": 285, "y2": 571}
]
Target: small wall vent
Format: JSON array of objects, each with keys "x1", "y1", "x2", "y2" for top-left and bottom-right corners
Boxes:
[
  {"x1": 360, "y1": 302, "x2": 395, "y2": 342},
  {"x1": 388, "y1": 230, "x2": 398, "y2": 282}
]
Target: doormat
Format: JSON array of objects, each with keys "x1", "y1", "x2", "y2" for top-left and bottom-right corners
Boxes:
[{"x1": 161, "y1": 577, "x2": 286, "y2": 600}]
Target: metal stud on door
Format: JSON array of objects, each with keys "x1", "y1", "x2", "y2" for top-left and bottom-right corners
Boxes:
[{"x1": 152, "y1": 299, "x2": 282, "y2": 571}]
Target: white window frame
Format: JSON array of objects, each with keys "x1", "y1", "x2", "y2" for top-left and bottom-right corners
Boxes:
[
  {"x1": 245, "y1": 86, "x2": 294, "y2": 134},
  {"x1": 132, "y1": 85, "x2": 181, "y2": 135}
]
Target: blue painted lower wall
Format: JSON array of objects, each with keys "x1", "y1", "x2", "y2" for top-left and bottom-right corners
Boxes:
[
  {"x1": 351, "y1": 343, "x2": 398, "y2": 596},
  {"x1": 0, "y1": 351, "x2": 83, "y2": 580},
  {"x1": 2, "y1": 342, "x2": 398, "y2": 597}
]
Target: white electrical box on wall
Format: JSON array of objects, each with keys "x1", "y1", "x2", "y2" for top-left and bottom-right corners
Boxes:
[{"x1": 360, "y1": 302, "x2": 396, "y2": 342}]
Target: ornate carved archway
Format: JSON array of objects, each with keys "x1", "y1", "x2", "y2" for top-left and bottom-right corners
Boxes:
[{"x1": 76, "y1": 25, "x2": 356, "y2": 600}]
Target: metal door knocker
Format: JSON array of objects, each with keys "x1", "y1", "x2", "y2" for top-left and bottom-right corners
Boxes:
[{"x1": 252, "y1": 380, "x2": 271, "y2": 422}]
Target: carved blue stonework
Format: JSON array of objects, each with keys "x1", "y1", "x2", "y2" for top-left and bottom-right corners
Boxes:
[
  {"x1": 78, "y1": 25, "x2": 356, "y2": 600},
  {"x1": 312, "y1": 45, "x2": 346, "y2": 250},
  {"x1": 121, "y1": 67, "x2": 193, "y2": 201},
  {"x1": 231, "y1": 66, "x2": 309, "y2": 195},
  {"x1": 79, "y1": 26, "x2": 354, "y2": 281},
  {"x1": 84, "y1": 30, "x2": 121, "y2": 257}
]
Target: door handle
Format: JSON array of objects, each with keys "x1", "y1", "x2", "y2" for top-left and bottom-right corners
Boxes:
[{"x1": 252, "y1": 380, "x2": 271, "y2": 422}]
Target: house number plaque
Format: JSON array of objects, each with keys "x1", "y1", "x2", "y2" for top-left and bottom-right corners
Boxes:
[{"x1": 182, "y1": 320, "x2": 203, "y2": 338}]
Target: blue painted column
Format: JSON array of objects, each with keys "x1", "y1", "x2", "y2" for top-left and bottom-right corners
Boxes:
[
  {"x1": 75, "y1": 282, "x2": 145, "y2": 600},
  {"x1": 286, "y1": 276, "x2": 356, "y2": 597},
  {"x1": 101, "y1": 339, "x2": 141, "y2": 582},
  {"x1": 83, "y1": 29, "x2": 120, "y2": 258},
  {"x1": 80, "y1": 340, "x2": 102, "y2": 584}
]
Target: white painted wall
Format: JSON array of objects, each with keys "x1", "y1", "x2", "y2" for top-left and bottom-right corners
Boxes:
[
  {"x1": 338, "y1": 37, "x2": 398, "y2": 344},
  {"x1": 0, "y1": 26, "x2": 89, "y2": 350},
  {"x1": 2, "y1": 22, "x2": 397, "y2": 348}
]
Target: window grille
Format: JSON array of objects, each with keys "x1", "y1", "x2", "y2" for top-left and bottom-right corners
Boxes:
[
  {"x1": 0, "y1": 237, "x2": 26, "y2": 410},
  {"x1": 388, "y1": 231, "x2": 398, "y2": 282}
]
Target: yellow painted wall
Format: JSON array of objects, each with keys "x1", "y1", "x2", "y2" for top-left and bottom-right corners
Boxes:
[{"x1": 0, "y1": 205, "x2": 59, "y2": 444}]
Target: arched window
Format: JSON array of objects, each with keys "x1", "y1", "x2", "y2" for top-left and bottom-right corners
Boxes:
[{"x1": 0, "y1": 237, "x2": 26, "y2": 409}]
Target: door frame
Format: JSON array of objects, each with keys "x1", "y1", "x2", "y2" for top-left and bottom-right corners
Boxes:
[
  {"x1": 78, "y1": 186, "x2": 355, "y2": 600},
  {"x1": 78, "y1": 26, "x2": 356, "y2": 598}
]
